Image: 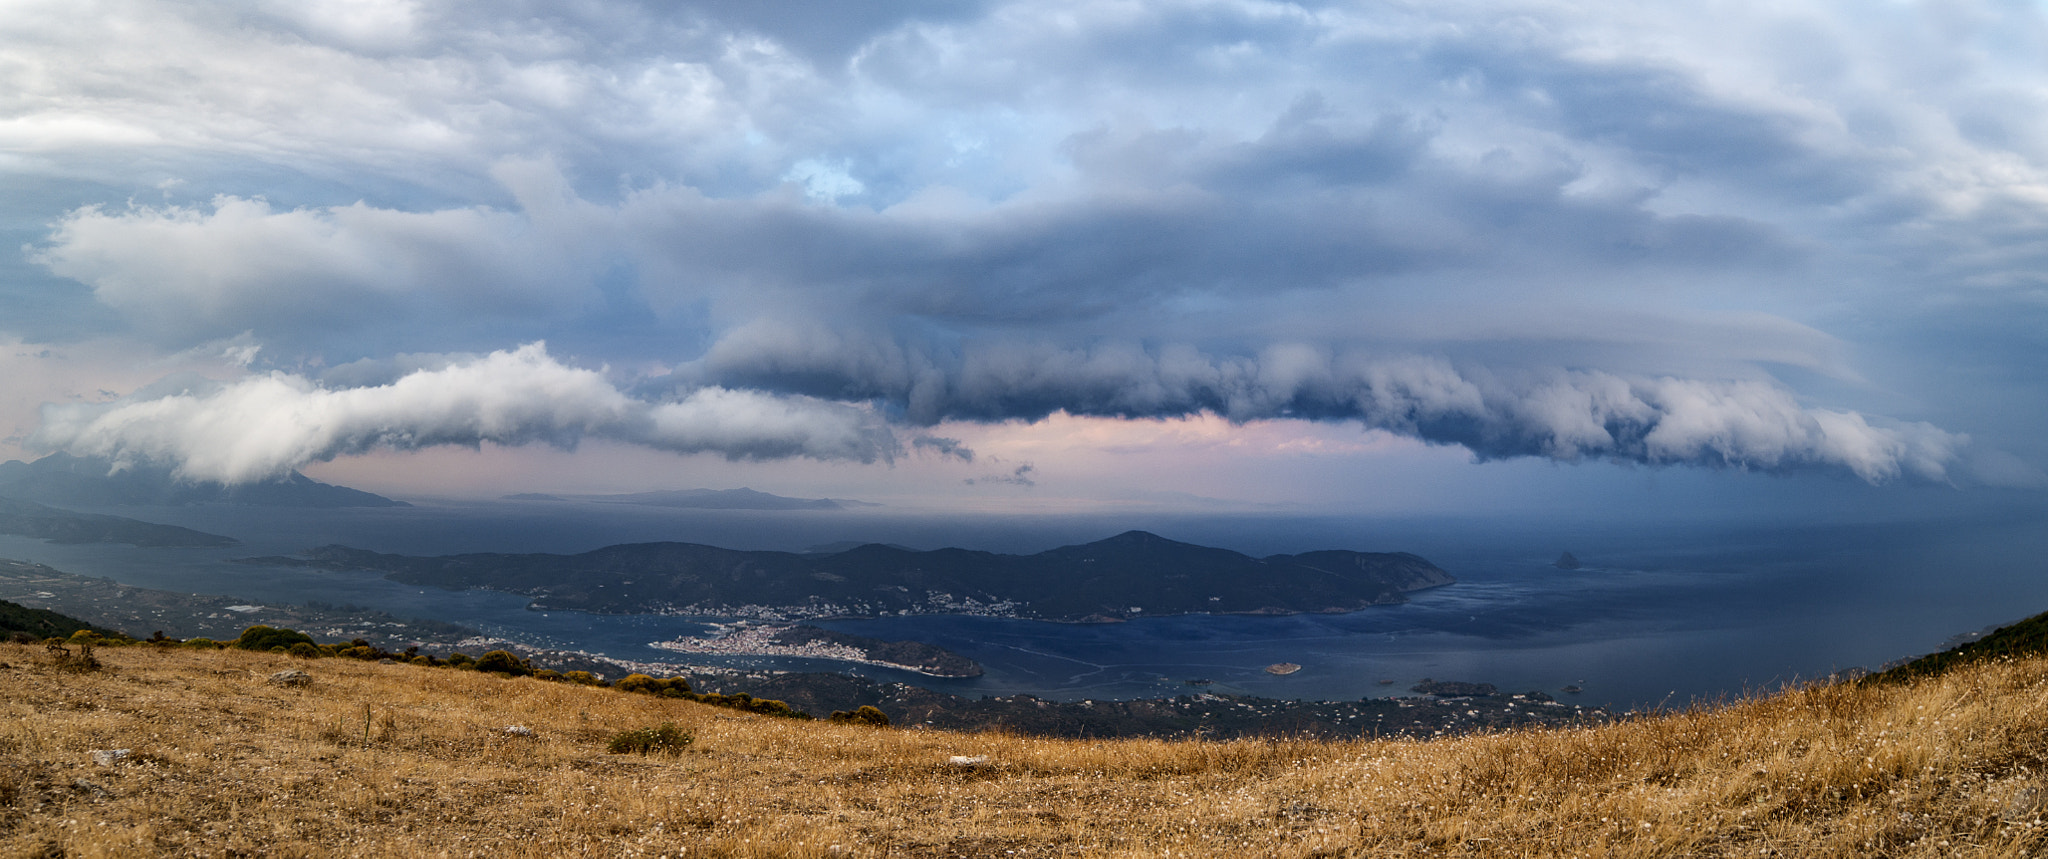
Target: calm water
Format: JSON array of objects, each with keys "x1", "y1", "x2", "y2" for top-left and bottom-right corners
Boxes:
[{"x1": 3, "y1": 495, "x2": 2044, "y2": 711}]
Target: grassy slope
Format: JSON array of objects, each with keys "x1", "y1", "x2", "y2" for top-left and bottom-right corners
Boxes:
[{"x1": 4, "y1": 643, "x2": 2048, "y2": 857}]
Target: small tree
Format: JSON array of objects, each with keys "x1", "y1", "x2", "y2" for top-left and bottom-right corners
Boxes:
[
  {"x1": 234, "y1": 625, "x2": 315, "y2": 652},
  {"x1": 472, "y1": 650, "x2": 532, "y2": 677}
]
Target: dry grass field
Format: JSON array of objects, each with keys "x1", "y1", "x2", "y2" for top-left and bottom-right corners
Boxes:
[{"x1": 3, "y1": 641, "x2": 2047, "y2": 858}]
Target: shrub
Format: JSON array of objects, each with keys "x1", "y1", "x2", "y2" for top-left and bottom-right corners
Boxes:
[
  {"x1": 829, "y1": 705, "x2": 892, "y2": 727},
  {"x1": 445, "y1": 652, "x2": 474, "y2": 667},
  {"x1": 606, "y1": 723, "x2": 693, "y2": 756},
  {"x1": 693, "y1": 692, "x2": 810, "y2": 719},
  {"x1": 180, "y1": 637, "x2": 223, "y2": 650},
  {"x1": 234, "y1": 625, "x2": 315, "y2": 652},
  {"x1": 472, "y1": 650, "x2": 532, "y2": 677},
  {"x1": 561, "y1": 671, "x2": 604, "y2": 686},
  {"x1": 287, "y1": 642, "x2": 323, "y2": 659},
  {"x1": 46, "y1": 639, "x2": 100, "y2": 673},
  {"x1": 615, "y1": 673, "x2": 691, "y2": 697}
]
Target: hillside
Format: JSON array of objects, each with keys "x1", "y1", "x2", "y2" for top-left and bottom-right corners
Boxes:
[
  {"x1": 249, "y1": 530, "x2": 1455, "y2": 621},
  {"x1": 5, "y1": 639, "x2": 2047, "y2": 857},
  {"x1": 0, "y1": 453, "x2": 406, "y2": 508},
  {"x1": 0, "y1": 599, "x2": 114, "y2": 640},
  {"x1": 0, "y1": 497, "x2": 238, "y2": 547}
]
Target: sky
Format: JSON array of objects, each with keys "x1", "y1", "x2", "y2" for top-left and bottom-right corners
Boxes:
[{"x1": 3, "y1": 0, "x2": 2046, "y2": 517}]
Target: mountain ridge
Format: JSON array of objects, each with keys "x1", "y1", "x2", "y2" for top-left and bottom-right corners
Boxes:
[
  {"x1": 0, "y1": 453, "x2": 407, "y2": 508},
  {"x1": 243, "y1": 530, "x2": 1454, "y2": 621}
]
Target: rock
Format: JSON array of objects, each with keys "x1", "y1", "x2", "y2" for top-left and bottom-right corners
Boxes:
[
  {"x1": 1554, "y1": 552, "x2": 1580, "y2": 570},
  {"x1": 267, "y1": 669, "x2": 312, "y2": 687},
  {"x1": 2006, "y1": 786, "x2": 2043, "y2": 819},
  {"x1": 504, "y1": 725, "x2": 535, "y2": 737},
  {"x1": 947, "y1": 755, "x2": 989, "y2": 767},
  {"x1": 1265, "y1": 663, "x2": 1302, "y2": 675},
  {"x1": 89, "y1": 749, "x2": 130, "y2": 767}
]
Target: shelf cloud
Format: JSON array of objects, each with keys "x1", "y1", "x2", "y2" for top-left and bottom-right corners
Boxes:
[{"x1": 2, "y1": 0, "x2": 2042, "y2": 500}]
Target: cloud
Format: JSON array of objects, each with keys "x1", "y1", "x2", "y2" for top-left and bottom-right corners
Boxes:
[
  {"x1": 965, "y1": 463, "x2": 1035, "y2": 487},
  {"x1": 5, "y1": 0, "x2": 2044, "y2": 491},
  {"x1": 27, "y1": 185, "x2": 602, "y2": 345},
  {"x1": 32, "y1": 343, "x2": 895, "y2": 483},
  {"x1": 676, "y1": 333, "x2": 1969, "y2": 484},
  {"x1": 911, "y1": 436, "x2": 975, "y2": 462}
]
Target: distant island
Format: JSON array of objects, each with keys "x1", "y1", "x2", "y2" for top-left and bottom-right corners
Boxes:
[
  {"x1": 241, "y1": 530, "x2": 1455, "y2": 622},
  {"x1": 0, "y1": 453, "x2": 407, "y2": 508},
  {"x1": 503, "y1": 487, "x2": 875, "y2": 511}
]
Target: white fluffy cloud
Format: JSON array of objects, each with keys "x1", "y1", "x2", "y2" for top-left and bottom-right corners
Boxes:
[{"x1": 33, "y1": 343, "x2": 895, "y2": 483}]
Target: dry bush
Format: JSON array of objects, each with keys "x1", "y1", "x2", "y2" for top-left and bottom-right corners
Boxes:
[{"x1": 1, "y1": 641, "x2": 2046, "y2": 857}]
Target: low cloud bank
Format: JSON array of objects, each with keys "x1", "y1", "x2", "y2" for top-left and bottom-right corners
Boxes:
[
  {"x1": 32, "y1": 338, "x2": 1969, "y2": 487},
  {"x1": 33, "y1": 343, "x2": 895, "y2": 484},
  {"x1": 687, "y1": 335, "x2": 1968, "y2": 484}
]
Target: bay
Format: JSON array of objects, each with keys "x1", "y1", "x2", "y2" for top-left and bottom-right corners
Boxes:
[{"x1": 1, "y1": 495, "x2": 2043, "y2": 711}]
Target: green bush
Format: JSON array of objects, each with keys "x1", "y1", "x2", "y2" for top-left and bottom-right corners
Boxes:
[
  {"x1": 560, "y1": 670, "x2": 604, "y2": 686},
  {"x1": 472, "y1": 650, "x2": 532, "y2": 677},
  {"x1": 614, "y1": 674, "x2": 690, "y2": 697},
  {"x1": 829, "y1": 705, "x2": 892, "y2": 727},
  {"x1": 287, "y1": 641, "x2": 323, "y2": 659},
  {"x1": 606, "y1": 723, "x2": 693, "y2": 756},
  {"x1": 445, "y1": 652, "x2": 473, "y2": 667},
  {"x1": 180, "y1": 637, "x2": 223, "y2": 650},
  {"x1": 234, "y1": 625, "x2": 315, "y2": 652},
  {"x1": 693, "y1": 692, "x2": 809, "y2": 719}
]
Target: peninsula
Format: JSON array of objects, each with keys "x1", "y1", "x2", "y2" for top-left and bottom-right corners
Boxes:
[{"x1": 650, "y1": 624, "x2": 983, "y2": 677}]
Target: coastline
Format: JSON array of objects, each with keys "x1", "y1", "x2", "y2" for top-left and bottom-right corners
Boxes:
[{"x1": 648, "y1": 622, "x2": 983, "y2": 678}]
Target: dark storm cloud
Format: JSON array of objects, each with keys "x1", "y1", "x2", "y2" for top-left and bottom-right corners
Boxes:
[
  {"x1": 7, "y1": 0, "x2": 2045, "y2": 483},
  {"x1": 670, "y1": 332, "x2": 1962, "y2": 483}
]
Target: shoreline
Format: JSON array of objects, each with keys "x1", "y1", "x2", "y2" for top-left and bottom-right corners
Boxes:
[{"x1": 648, "y1": 623, "x2": 983, "y2": 678}]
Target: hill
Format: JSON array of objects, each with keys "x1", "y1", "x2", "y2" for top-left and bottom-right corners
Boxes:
[
  {"x1": 0, "y1": 599, "x2": 115, "y2": 640},
  {"x1": 6, "y1": 633, "x2": 2047, "y2": 856},
  {"x1": 0, "y1": 496, "x2": 238, "y2": 547},
  {"x1": 248, "y1": 530, "x2": 1455, "y2": 621},
  {"x1": 0, "y1": 453, "x2": 407, "y2": 508}
]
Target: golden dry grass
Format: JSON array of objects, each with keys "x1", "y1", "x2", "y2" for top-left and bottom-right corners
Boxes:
[{"x1": 3, "y1": 641, "x2": 2047, "y2": 858}]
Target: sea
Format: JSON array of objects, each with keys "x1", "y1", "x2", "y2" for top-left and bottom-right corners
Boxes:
[{"x1": 2, "y1": 492, "x2": 2045, "y2": 712}]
